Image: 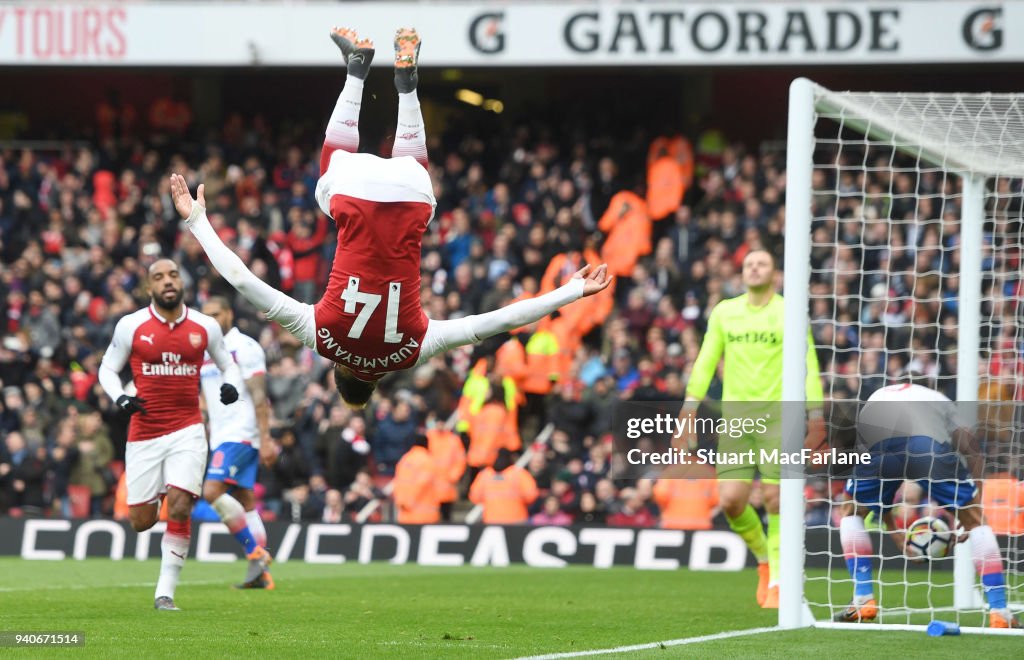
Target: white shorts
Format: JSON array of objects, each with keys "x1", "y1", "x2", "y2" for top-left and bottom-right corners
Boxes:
[{"x1": 125, "y1": 423, "x2": 207, "y2": 506}]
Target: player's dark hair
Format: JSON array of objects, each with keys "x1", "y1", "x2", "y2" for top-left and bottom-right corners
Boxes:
[
  {"x1": 334, "y1": 365, "x2": 376, "y2": 409},
  {"x1": 205, "y1": 296, "x2": 232, "y2": 313}
]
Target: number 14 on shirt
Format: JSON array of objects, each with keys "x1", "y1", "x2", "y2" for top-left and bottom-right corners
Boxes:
[{"x1": 341, "y1": 276, "x2": 404, "y2": 343}]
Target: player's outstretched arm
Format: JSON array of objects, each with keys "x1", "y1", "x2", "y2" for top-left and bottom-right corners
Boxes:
[
  {"x1": 169, "y1": 174, "x2": 317, "y2": 349},
  {"x1": 418, "y1": 265, "x2": 612, "y2": 362}
]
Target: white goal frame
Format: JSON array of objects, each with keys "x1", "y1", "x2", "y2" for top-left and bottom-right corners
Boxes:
[{"x1": 780, "y1": 77, "x2": 1024, "y2": 635}]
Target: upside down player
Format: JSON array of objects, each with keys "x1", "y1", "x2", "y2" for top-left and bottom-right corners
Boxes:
[
  {"x1": 99, "y1": 259, "x2": 248, "y2": 611},
  {"x1": 170, "y1": 26, "x2": 612, "y2": 408},
  {"x1": 835, "y1": 380, "x2": 1021, "y2": 628},
  {"x1": 199, "y1": 297, "x2": 275, "y2": 589}
]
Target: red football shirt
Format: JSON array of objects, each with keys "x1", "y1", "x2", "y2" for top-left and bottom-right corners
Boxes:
[
  {"x1": 100, "y1": 305, "x2": 237, "y2": 441},
  {"x1": 313, "y1": 152, "x2": 435, "y2": 380}
]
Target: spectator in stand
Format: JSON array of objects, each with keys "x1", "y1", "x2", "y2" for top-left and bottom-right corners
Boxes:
[
  {"x1": 577, "y1": 491, "x2": 605, "y2": 525},
  {"x1": 286, "y1": 211, "x2": 328, "y2": 304},
  {"x1": 343, "y1": 470, "x2": 380, "y2": 519},
  {"x1": 322, "y1": 489, "x2": 345, "y2": 523},
  {"x1": 530, "y1": 495, "x2": 573, "y2": 526},
  {"x1": 606, "y1": 487, "x2": 657, "y2": 528},
  {"x1": 372, "y1": 400, "x2": 418, "y2": 478},
  {"x1": 69, "y1": 412, "x2": 113, "y2": 516},
  {"x1": 12, "y1": 441, "x2": 49, "y2": 516}
]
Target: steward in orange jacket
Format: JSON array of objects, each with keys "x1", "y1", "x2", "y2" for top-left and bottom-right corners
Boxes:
[
  {"x1": 467, "y1": 384, "x2": 521, "y2": 469},
  {"x1": 392, "y1": 436, "x2": 441, "y2": 524},
  {"x1": 427, "y1": 427, "x2": 467, "y2": 509},
  {"x1": 469, "y1": 449, "x2": 538, "y2": 525}
]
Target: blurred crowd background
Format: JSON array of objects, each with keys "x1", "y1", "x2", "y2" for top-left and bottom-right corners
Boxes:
[{"x1": 2, "y1": 87, "x2": 1023, "y2": 535}]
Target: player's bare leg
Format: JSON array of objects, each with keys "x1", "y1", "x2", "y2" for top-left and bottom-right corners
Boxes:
[
  {"x1": 391, "y1": 28, "x2": 428, "y2": 168},
  {"x1": 320, "y1": 27, "x2": 375, "y2": 173},
  {"x1": 129, "y1": 500, "x2": 161, "y2": 533},
  {"x1": 153, "y1": 487, "x2": 195, "y2": 611},
  {"x1": 204, "y1": 480, "x2": 275, "y2": 590}
]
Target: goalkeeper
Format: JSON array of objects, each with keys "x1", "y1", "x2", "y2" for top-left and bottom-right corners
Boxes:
[{"x1": 680, "y1": 249, "x2": 824, "y2": 609}]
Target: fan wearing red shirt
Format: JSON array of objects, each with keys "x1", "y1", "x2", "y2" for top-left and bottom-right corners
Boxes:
[
  {"x1": 98, "y1": 258, "x2": 249, "y2": 611},
  {"x1": 171, "y1": 26, "x2": 611, "y2": 409}
]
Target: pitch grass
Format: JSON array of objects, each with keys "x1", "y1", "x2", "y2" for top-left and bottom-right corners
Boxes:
[{"x1": 0, "y1": 559, "x2": 1020, "y2": 658}]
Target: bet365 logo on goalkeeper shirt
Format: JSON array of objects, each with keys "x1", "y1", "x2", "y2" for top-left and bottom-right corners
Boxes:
[{"x1": 727, "y1": 331, "x2": 780, "y2": 345}]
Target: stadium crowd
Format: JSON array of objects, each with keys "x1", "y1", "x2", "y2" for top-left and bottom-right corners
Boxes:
[{"x1": 2, "y1": 92, "x2": 1024, "y2": 533}]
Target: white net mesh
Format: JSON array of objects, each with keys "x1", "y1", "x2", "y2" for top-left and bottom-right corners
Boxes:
[{"x1": 803, "y1": 87, "x2": 1024, "y2": 627}]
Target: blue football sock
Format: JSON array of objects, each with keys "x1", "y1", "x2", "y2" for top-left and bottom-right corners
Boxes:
[
  {"x1": 846, "y1": 556, "x2": 874, "y2": 598},
  {"x1": 982, "y1": 572, "x2": 1007, "y2": 610}
]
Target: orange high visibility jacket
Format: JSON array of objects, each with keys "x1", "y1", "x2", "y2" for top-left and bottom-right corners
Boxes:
[
  {"x1": 653, "y1": 478, "x2": 719, "y2": 530},
  {"x1": 982, "y1": 473, "x2": 1024, "y2": 535},
  {"x1": 467, "y1": 401, "x2": 520, "y2": 468},
  {"x1": 522, "y1": 323, "x2": 561, "y2": 395},
  {"x1": 114, "y1": 473, "x2": 129, "y2": 520},
  {"x1": 427, "y1": 428, "x2": 467, "y2": 504},
  {"x1": 599, "y1": 191, "x2": 652, "y2": 277},
  {"x1": 646, "y1": 135, "x2": 694, "y2": 220},
  {"x1": 393, "y1": 446, "x2": 441, "y2": 524},
  {"x1": 496, "y1": 339, "x2": 528, "y2": 404},
  {"x1": 469, "y1": 466, "x2": 538, "y2": 524}
]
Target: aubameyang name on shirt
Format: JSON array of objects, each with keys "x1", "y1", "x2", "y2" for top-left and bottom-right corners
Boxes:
[
  {"x1": 317, "y1": 327, "x2": 419, "y2": 370},
  {"x1": 141, "y1": 352, "x2": 199, "y2": 376}
]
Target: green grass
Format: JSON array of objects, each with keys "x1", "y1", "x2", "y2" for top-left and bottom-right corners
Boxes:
[{"x1": 0, "y1": 559, "x2": 1020, "y2": 658}]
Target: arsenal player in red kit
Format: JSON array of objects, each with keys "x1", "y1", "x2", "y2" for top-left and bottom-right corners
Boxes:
[
  {"x1": 98, "y1": 259, "x2": 268, "y2": 611},
  {"x1": 171, "y1": 26, "x2": 611, "y2": 409}
]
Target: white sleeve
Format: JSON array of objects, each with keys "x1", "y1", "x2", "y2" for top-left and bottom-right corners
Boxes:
[
  {"x1": 98, "y1": 317, "x2": 133, "y2": 401},
  {"x1": 238, "y1": 338, "x2": 268, "y2": 379},
  {"x1": 418, "y1": 279, "x2": 584, "y2": 363},
  {"x1": 205, "y1": 321, "x2": 243, "y2": 390},
  {"x1": 186, "y1": 206, "x2": 317, "y2": 349}
]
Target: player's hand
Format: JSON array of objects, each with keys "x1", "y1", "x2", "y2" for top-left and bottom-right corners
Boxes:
[
  {"x1": 573, "y1": 264, "x2": 613, "y2": 297},
  {"x1": 220, "y1": 383, "x2": 239, "y2": 405},
  {"x1": 169, "y1": 173, "x2": 206, "y2": 220},
  {"x1": 805, "y1": 414, "x2": 828, "y2": 449},
  {"x1": 116, "y1": 394, "x2": 147, "y2": 415},
  {"x1": 675, "y1": 407, "x2": 699, "y2": 451}
]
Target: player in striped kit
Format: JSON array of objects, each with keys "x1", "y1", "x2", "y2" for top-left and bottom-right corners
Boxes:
[
  {"x1": 170, "y1": 26, "x2": 611, "y2": 409},
  {"x1": 199, "y1": 297, "x2": 275, "y2": 589},
  {"x1": 835, "y1": 380, "x2": 1021, "y2": 628},
  {"x1": 99, "y1": 259, "x2": 243, "y2": 610}
]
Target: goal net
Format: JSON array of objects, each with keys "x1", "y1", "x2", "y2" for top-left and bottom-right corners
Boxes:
[{"x1": 780, "y1": 79, "x2": 1024, "y2": 634}]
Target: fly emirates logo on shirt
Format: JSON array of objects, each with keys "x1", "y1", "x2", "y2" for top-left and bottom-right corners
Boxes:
[{"x1": 141, "y1": 352, "x2": 198, "y2": 376}]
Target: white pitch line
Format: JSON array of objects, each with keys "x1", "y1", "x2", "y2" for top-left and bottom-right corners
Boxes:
[
  {"x1": 513, "y1": 626, "x2": 780, "y2": 660},
  {"x1": 0, "y1": 580, "x2": 226, "y2": 593}
]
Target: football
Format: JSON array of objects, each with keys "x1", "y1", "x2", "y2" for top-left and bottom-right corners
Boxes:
[{"x1": 905, "y1": 516, "x2": 953, "y2": 560}]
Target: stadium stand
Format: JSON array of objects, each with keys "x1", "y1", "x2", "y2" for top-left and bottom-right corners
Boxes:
[{"x1": 1, "y1": 91, "x2": 1021, "y2": 529}]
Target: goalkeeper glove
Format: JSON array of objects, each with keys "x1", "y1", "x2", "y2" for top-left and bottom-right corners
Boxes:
[
  {"x1": 116, "y1": 395, "x2": 147, "y2": 416},
  {"x1": 220, "y1": 383, "x2": 239, "y2": 405}
]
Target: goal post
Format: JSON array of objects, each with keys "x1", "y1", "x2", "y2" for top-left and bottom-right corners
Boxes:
[{"x1": 781, "y1": 77, "x2": 1024, "y2": 634}]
